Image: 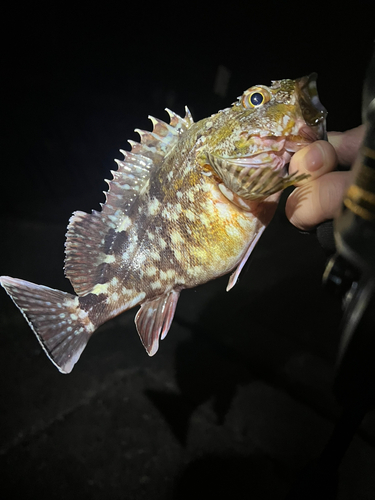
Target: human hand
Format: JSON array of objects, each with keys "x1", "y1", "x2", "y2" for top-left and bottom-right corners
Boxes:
[{"x1": 285, "y1": 125, "x2": 365, "y2": 230}]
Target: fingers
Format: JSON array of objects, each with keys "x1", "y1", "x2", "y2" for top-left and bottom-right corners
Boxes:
[
  {"x1": 286, "y1": 126, "x2": 364, "y2": 230},
  {"x1": 328, "y1": 125, "x2": 365, "y2": 166},
  {"x1": 285, "y1": 170, "x2": 352, "y2": 230}
]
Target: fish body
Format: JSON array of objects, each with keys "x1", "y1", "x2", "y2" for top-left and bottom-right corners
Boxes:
[{"x1": 0, "y1": 74, "x2": 327, "y2": 373}]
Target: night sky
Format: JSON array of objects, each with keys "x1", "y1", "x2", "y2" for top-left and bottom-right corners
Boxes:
[{"x1": 3, "y1": 3, "x2": 374, "y2": 223}]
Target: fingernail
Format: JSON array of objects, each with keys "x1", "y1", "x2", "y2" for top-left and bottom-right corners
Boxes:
[{"x1": 303, "y1": 143, "x2": 324, "y2": 172}]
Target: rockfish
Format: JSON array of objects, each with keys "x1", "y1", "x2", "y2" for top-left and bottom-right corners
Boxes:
[{"x1": 0, "y1": 74, "x2": 327, "y2": 373}]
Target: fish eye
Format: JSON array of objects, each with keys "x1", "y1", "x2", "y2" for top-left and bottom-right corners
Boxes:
[
  {"x1": 242, "y1": 87, "x2": 271, "y2": 109},
  {"x1": 250, "y1": 92, "x2": 264, "y2": 106}
]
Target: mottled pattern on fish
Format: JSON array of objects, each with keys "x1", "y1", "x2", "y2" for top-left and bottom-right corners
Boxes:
[{"x1": 0, "y1": 75, "x2": 327, "y2": 373}]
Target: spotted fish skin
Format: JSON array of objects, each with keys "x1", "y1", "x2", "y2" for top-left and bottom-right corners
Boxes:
[{"x1": 0, "y1": 74, "x2": 327, "y2": 373}]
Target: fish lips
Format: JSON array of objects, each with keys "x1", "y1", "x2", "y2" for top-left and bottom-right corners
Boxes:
[{"x1": 296, "y1": 72, "x2": 327, "y2": 141}]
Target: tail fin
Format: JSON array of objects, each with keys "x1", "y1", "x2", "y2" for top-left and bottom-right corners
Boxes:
[{"x1": 0, "y1": 276, "x2": 95, "y2": 373}]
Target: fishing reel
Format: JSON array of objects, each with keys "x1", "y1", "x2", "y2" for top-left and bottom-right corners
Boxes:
[
  {"x1": 285, "y1": 49, "x2": 375, "y2": 500},
  {"x1": 323, "y1": 49, "x2": 375, "y2": 408}
]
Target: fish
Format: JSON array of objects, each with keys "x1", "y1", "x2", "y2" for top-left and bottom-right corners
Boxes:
[{"x1": 0, "y1": 74, "x2": 327, "y2": 374}]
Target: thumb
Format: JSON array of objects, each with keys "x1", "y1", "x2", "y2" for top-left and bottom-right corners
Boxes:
[{"x1": 288, "y1": 140, "x2": 338, "y2": 182}]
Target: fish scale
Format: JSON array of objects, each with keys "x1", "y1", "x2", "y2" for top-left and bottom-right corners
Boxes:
[{"x1": 0, "y1": 74, "x2": 327, "y2": 373}]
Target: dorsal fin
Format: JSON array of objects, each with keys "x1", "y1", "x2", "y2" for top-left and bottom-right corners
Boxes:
[
  {"x1": 132, "y1": 106, "x2": 193, "y2": 160},
  {"x1": 64, "y1": 108, "x2": 194, "y2": 296}
]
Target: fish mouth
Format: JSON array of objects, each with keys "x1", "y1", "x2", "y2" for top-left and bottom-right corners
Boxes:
[
  {"x1": 283, "y1": 74, "x2": 327, "y2": 154},
  {"x1": 296, "y1": 73, "x2": 327, "y2": 141}
]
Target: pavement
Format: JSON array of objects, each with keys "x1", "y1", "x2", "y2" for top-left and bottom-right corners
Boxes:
[{"x1": 1, "y1": 197, "x2": 375, "y2": 500}]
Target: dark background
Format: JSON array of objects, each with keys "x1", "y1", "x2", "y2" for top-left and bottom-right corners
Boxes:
[
  {"x1": 1, "y1": 3, "x2": 375, "y2": 499},
  {"x1": 2, "y1": 3, "x2": 374, "y2": 223}
]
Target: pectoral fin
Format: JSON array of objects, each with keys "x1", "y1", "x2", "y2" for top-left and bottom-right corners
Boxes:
[
  {"x1": 135, "y1": 290, "x2": 180, "y2": 356},
  {"x1": 226, "y1": 227, "x2": 266, "y2": 291},
  {"x1": 206, "y1": 153, "x2": 309, "y2": 200}
]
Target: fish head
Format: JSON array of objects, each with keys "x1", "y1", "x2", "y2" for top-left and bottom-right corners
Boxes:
[
  {"x1": 252, "y1": 74, "x2": 326, "y2": 134},
  {"x1": 204, "y1": 74, "x2": 327, "y2": 203}
]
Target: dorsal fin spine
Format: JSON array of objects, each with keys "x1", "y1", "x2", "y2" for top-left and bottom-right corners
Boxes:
[
  {"x1": 165, "y1": 108, "x2": 181, "y2": 126},
  {"x1": 134, "y1": 129, "x2": 169, "y2": 148},
  {"x1": 184, "y1": 106, "x2": 194, "y2": 126},
  {"x1": 148, "y1": 115, "x2": 180, "y2": 138}
]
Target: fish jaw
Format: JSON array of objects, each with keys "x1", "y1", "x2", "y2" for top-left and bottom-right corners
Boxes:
[
  {"x1": 281, "y1": 73, "x2": 327, "y2": 152},
  {"x1": 295, "y1": 73, "x2": 327, "y2": 140}
]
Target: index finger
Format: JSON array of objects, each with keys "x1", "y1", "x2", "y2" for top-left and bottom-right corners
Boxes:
[{"x1": 328, "y1": 125, "x2": 365, "y2": 166}]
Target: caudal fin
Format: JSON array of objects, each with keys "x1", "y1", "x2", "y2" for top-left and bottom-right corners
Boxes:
[{"x1": 0, "y1": 276, "x2": 95, "y2": 373}]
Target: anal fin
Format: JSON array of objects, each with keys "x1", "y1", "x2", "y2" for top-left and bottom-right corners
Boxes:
[{"x1": 135, "y1": 290, "x2": 180, "y2": 356}]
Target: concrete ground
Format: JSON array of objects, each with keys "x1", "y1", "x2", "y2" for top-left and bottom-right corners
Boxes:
[{"x1": 1, "y1": 199, "x2": 375, "y2": 500}]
